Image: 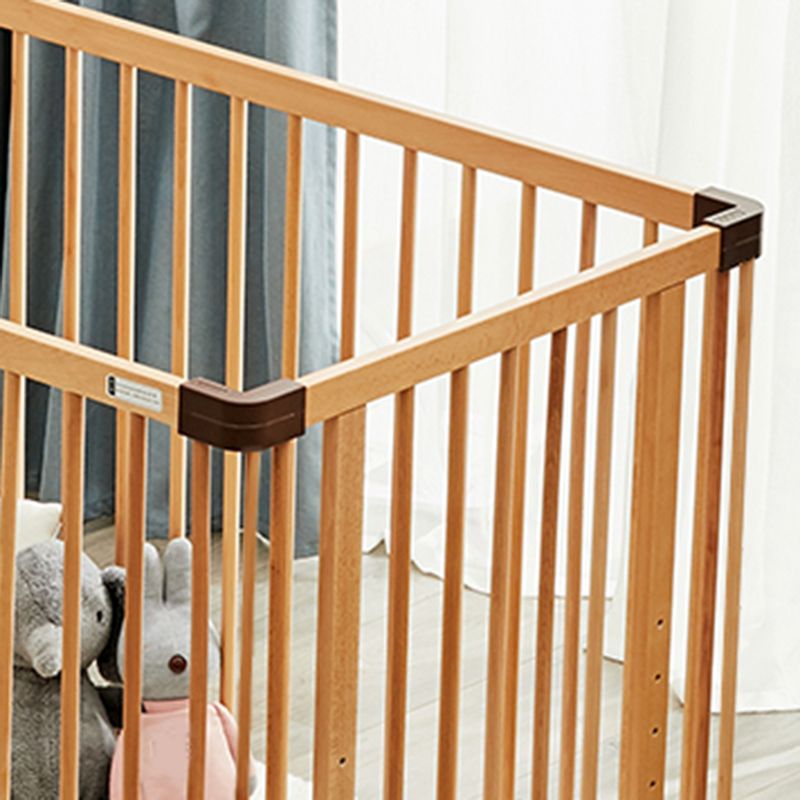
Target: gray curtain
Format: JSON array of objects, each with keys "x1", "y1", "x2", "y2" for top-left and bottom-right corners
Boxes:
[{"x1": 1, "y1": 0, "x2": 338, "y2": 556}]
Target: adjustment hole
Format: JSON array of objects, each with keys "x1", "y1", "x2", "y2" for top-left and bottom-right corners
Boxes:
[
  {"x1": 338, "y1": 756, "x2": 347, "y2": 767},
  {"x1": 654, "y1": 673, "x2": 662, "y2": 683},
  {"x1": 651, "y1": 727, "x2": 659, "y2": 736},
  {"x1": 656, "y1": 618, "x2": 665, "y2": 629},
  {"x1": 649, "y1": 779, "x2": 657, "y2": 790}
]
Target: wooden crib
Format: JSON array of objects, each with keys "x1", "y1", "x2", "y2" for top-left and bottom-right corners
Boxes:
[{"x1": 0, "y1": 1, "x2": 763, "y2": 798}]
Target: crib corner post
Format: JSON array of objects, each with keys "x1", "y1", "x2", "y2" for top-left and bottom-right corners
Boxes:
[
  {"x1": 693, "y1": 187, "x2": 763, "y2": 271},
  {"x1": 619, "y1": 283, "x2": 686, "y2": 799},
  {"x1": 313, "y1": 406, "x2": 366, "y2": 800}
]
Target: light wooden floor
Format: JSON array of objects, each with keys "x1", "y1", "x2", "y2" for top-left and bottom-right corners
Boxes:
[{"x1": 84, "y1": 527, "x2": 800, "y2": 799}]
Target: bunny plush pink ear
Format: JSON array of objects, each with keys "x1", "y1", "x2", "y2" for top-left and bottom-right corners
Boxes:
[{"x1": 163, "y1": 537, "x2": 192, "y2": 607}]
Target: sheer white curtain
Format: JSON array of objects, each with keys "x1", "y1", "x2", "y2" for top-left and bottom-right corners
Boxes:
[{"x1": 337, "y1": 0, "x2": 800, "y2": 712}]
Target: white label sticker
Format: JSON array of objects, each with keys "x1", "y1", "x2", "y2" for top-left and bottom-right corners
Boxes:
[{"x1": 106, "y1": 375, "x2": 163, "y2": 413}]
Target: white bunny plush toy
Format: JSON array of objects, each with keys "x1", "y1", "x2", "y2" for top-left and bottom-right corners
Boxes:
[{"x1": 109, "y1": 538, "x2": 256, "y2": 798}]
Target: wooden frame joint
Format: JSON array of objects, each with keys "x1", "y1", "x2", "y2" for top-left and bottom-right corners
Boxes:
[
  {"x1": 179, "y1": 377, "x2": 305, "y2": 451},
  {"x1": 693, "y1": 187, "x2": 763, "y2": 271}
]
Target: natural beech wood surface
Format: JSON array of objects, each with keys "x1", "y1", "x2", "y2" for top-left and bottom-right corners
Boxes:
[
  {"x1": 0, "y1": 375, "x2": 23, "y2": 800},
  {"x1": 221, "y1": 95, "x2": 249, "y2": 712},
  {"x1": 579, "y1": 306, "x2": 618, "y2": 800},
  {"x1": 0, "y1": 319, "x2": 182, "y2": 424},
  {"x1": 8, "y1": 29, "x2": 28, "y2": 497},
  {"x1": 7, "y1": 32, "x2": 27, "y2": 328},
  {"x1": 558, "y1": 201, "x2": 597, "y2": 800},
  {"x1": 59, "y1": 394, "x2": 85, "y2": 800},
  {"x1": 169, "y1": 80, "x2": 192, "y2": 540},
  {"x1": 436, "y1": 164, "x2": 477, "y2": 800},
  {"x1": 0, "y1": 0, "x2": 694, "y2": 228},
  {"x1": 313, "y1": 408, "x2": 366, "y2": 800},
  {"x1": 189, "y1": 441, "x2": 212, "y2": 800},
  {"x1": 500, "y1": 181, "x2": 537, "y2": 799},
  {"x1": 681, "y1": 268, "x2": 730, "y2": 800},
  {"x1": 619, "y1": 285, "x2": 685, "y2": 798},
  {"x1": 619, "y1": 294, "x2": 660, "y2": 799},
  {"x1": 643, "y1": 284, "x2": 685, "y2": 794},
  {"x1": 303, "y1": 227, "x2": 719, "y2": 426},
  {"x1": 62, "y1": 47, "x2": 82, "y2": 343},
  {"x1": 384, "y1": 148, "x2": 418, "y2": 800},
  {"x1": 716, "y1": 260, "x2": 755, "y2": 800},
  {"x1": 268, "y1": 441, "x2": 297, "y2": 800},
  {"x1": 115, "y1": 62, "x2": 137, "y2": 566},
  {"x1": 483, "y1": 348, "x2": 521, "y2": 800},
  {"x1": 236, "y1": 451, "x2": 261, "y2": 800},
  {"x1": 59, "y1": 48, "x2": 84, "y2": 799},
  {"x1": 0, "y1": 34, "x2": 27, "y2": 799},
  {"x1": 267, "y1": 112, "x2": 304, "y2": 800},
  {"x1": 532, "y1": 329, "x2": 568, "y2": 800},
  {"x1": 581, "y1": 218, "x2": 657, "y2": 799},
  {"x1": 340, "y1": 131, "x2": 360, "y2": 360},
  {"x1": 122, "y1": 414, "x2": 147, "y2": 799}
]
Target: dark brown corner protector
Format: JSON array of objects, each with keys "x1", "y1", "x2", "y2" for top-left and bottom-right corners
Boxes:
[
  {"x1": 178, "y1": 377, "x2": 306, "y2": 451},
  {"x1": 693, "y1": 186, "x2": 764, "y2": 271}
]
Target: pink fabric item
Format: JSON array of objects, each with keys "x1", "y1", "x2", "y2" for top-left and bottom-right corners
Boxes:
[{"x1": 109, "y1": 699, "x2": 252, "y2": 799}]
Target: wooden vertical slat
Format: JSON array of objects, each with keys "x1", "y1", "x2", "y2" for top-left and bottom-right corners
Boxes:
[
  {"x1": 220, "y1": 95, "x2": 249, "y2": 711},
  {"x1": 5, "y1": 32, "x2": 27, "y2": 328},
  {"x1": 313, "y1": 407, "x2": 366, "y2": 800},
  {"x1": 531, "y1": 328, "x2": 568, "y2": 800},
  {"x1": 188, "y1": 440, "x2": 211, "y2": 800},
  {"x1": 584, "y1": 217, "x2": 659, "y2": 800},
  {"x1": 280, "y1": 114, "x2": 302, "y2": 377},
  {"x1": 619, "y1": 282, "x2": 685, "y2": 799},
  {"x1": 0, "y1": 376, "x2": 22, "y2": 800},
  {"x1": 644, "y1": 219, "x2": 659, "y2": 247},
  {"x1": 383, "y1": 147, "x2": 418, "y2": 800},
  {"x1": 115, "y1": 62, "x2": 137, "y2": 565},
  {"x1": 59, "y1": 395, "x2": 85, "y2": 800},
  {"x1": 483, "y1": 347, "x2": 521, "y2": 800},
  {"x1": 716, "y1": 259, "x2": 754, "y2": 800},
  {"x1": 122, "y1": 414, "x2": 147, "y2": 800},
  {"x1": 169, "y1": 80, "x2": 192, "y2": 540},
  {"x1": 436, "y1": 164, "x2": 476, "y2": 800},
  {"x1": 236, "y1": 450, "x2": 261, "y2": 800},
  {"x1": 558, "y1": 201, "x2": 597, "y2": 800},
  {"x1": 266, "y1": 112, "x2": 303, "y2": 800},
  {"x1": 0, "y1": 33, "x2": 27, "y2": 800},
  {"x1": 8, "y1": 33, "x2": 29, "y2": 496},
  {"x1": 680, "y1": 266, "x2": 730, "y2": 800},
  {"x1": 59, "y1": 46, "x2": 84, "y2": 800},
  {"x1": 499, "y1": 182, "x2": 537, "y2": 799},
  {"x1": 579, "y1": 306, "x2": 618, "y2": 800},
  {"x1": 619, "y1": 293, "x2": 661, "y2": 799},
  {"x1": 62, "y1": 48, "x2": 82, "y2": 343},
  {"x1": 341, "y1": 130, "x2": 360, "y2": 361},
  {"x1": 582, "y1": 219, "x2": 655, "y2": 799}
]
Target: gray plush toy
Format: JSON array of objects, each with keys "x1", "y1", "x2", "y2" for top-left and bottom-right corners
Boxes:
[{"x1": 12, "y1": 539, "x2": 125, "y2": 800}]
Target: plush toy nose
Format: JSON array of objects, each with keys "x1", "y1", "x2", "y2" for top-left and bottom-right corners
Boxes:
[{"x1": 168, "y1": 654, "x2": 187, "y2": 675}]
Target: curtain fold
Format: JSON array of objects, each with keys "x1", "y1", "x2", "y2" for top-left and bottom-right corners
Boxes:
[{"x1": 1, "y1": 0, "x2": 338, "y2": 556}]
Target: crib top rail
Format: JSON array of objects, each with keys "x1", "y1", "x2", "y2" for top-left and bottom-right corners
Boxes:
[
  {"x1": 299, "y1": 224, "x2": 719, "y2": 425},
  {"x1": 0, "y1": 223, "x2": 719, "y2": 443},
  {"x1": 0, "y1": 0, "x2": 696, "y2": 227}
]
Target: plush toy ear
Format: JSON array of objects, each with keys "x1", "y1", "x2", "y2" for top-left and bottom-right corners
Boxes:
[
  {"x1": 97, "y1": 565, "x2": 125, "y2": 684},
  {"x1": 144, "y1": 543, "x2": 164, "y2": 602},
  {"x1": 24, "y1": 622, "x2": 62, "y2": 679},
  {"x1": 164, "y1": 537, "x2": 192, "y2": 607}
]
